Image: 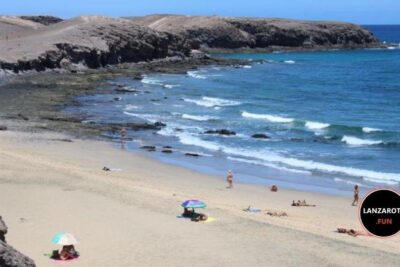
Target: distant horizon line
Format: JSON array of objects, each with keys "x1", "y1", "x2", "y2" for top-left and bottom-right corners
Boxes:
[{"x1": 1, "y1": 13, "x2": 400, "y2": 25}]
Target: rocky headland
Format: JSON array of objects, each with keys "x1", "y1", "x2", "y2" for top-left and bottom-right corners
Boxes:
[{"x1": 0, "y1": 15, "x2": 381, "y2": 73}]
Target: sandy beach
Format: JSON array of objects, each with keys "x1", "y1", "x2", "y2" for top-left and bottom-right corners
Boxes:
[{"x1": 0, "y1": 126, "x2": 399, "y2": 267}]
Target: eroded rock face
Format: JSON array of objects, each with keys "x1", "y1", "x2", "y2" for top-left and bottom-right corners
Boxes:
[
  {"x1": 0, "y1": 16, "x2": 191, "y2": 73},
  {"x1": 131, "y1": 15, "x2": 380, "y2": 50},
  {"x1": 19, "y1": 16, "x2": 63, "y2": 26},
  {"x1": 0, "y1": 241, "x2": 36, "y2": 267}
]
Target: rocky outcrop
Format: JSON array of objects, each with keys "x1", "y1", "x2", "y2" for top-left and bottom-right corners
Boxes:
[
  {"x1": 0, "y1": 217, "x2": 36, "y2": 267},
  {"x1": 252, "y1": 133, "x2": 270, "y2": 139},
  {"x1": 0, "y1": 241, "x2": 36, "y2": 267},
  {"x1": 0, "y1": 16, "x2": 191, "y2": 73},
  {"x1": 0, "y1": 216, "x2": 7, "y2": 242},
  {"x1": 19, "y1": 16, "x2": 63, "y2": 25},
  {"x1": 204, "y1": 129, "x2": 236, "y2": 136},
  {"x1": 131, "y1": 15, "x2": 380, "y2": 51}
]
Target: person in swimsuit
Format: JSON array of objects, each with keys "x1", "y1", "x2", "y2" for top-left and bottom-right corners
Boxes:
[
  {"x1": 226, "y1": 170, "x2": 233, "y2": 189},
  {"x1": 352, "y1": 185, "x2": 359, "y2": 206}
]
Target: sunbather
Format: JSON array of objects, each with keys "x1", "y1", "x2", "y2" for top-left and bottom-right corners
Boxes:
[
  {"x1": 337, "y1": 228, "x2": 370, "y2": 237},
  {"x1": 182, "y1": 208, "x2": 194, "y2": 218},
  {"x1": 291, "y1": 200, "x2": 316, "y2": 207},
  {"x1": 266, "y1": 211, "x2": 288, "y2": 217},
  {"x1": 191, "y1": 213, "x2": 208, "y2": 222},
  {"x1": 59, "y1": 245, "x2": 78, "y2": 261}
]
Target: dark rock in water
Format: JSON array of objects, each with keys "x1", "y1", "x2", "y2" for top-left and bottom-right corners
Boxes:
[
  {"x1": 290, "y1": 138, "x2": 305, "y2": 142},
  {"x1": 141, "y1": 145, "x2": 156, "y2": 152},
  {"x1": 0, "y1": 126, "x2": 7, "y2": 131},
  {"x1": 0, "y1": 240, "x2": 36, "y2": 267},
  {"x1": 150, "y1": 99, "x2": 160, "y2": 102},
  {"x1": 41, "y1": 116, "x2": 81, "y2": 123},
  {"x1": 113, "y1": 97, "x2": 122, "y2": 101},
  {"x1": 154, "y1": 122, "x2": 166, "y2": 127},
  {"x1": 115, "y1": 87, "x2": 139, "y2": 93},
  {"x1": 204, "y1": 129, "x2": 236, "y2": 136},
  {"x1": 175, "y1": 128, "x2": 183, "y2": 132},
  {"x1": 17, "y1": 114, "x2": 29, "y2": 121},
  {"x1": 163, "y1": 146, "x2": 172, "y2": 149},
  {"x1": 0, "y1": 216, "x2": 7, "y2": 242},
  {"x1": 251, "y1": 133, "x2": 270, "y2": 139},
  {"x1": 162, "y1": 149, "x2": 173, "y2": 154},
  {"x1": 185, "y1": 153, "x2": 200, "y2": 157},
  {"x1": 133, "y1": 75, "x2": 143, "y2": 80}
]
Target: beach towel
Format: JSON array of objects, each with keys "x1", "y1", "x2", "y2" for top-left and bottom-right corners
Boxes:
[
  {"x1": 204, "y1": 217, "x2": 216, "y2": 223},
  {"x1": 243, "y1": 207, "x2": 261, "y2": 213},
  {"x1": 51, "y1": 258, "x2": 79, "y2": 264}
]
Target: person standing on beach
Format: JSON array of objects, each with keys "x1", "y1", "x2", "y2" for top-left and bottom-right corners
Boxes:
[
  {"x1": 226, "y1": 170, "x2": 233, "y2": 188},
  {"x1": 120, "y1": 127, "x2": 127, "y2": 149},
  {"x1": 352, "y1": 185, "x2": 359, "y2": 206}
]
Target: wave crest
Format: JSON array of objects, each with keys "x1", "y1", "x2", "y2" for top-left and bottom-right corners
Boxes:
[
  {"x1": 341, "y1": 135, "x2": 382, "y2": 146},
  {"x1": 242, "y1": 111, "x2": 294, "y2": 123}
]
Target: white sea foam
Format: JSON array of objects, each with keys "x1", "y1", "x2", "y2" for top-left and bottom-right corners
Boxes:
[
  {"x1": 242, "y1": 111, "x2": 294, "y2": 123},
  {"x1": 173, "y1": 132, "x2": 400, "y2": 184},
  {"x1": 362, "y1": 127, "x2": 382, "y2": 133},
  {"x1": 341, "y1": 135, "x2": 382, "y2": 146},
  {"x1": 363, "y1": 177, "x2": 399, "y2": 185},
  {"x1": 227, "y1": 157, "x2": 311, "y2": 175},
  {"x1": 187, "y1": 71, "x2": 207, "y2": 79},
  {"x1": 334, "y1": 177, "x2": 361, "y2": 186},
  {"x1": 124, "y1": 104, "x2": 140, "y2": 111},
  {"x1": 305, "y1": 121, "x2": 330, "y2": 130},
  {"x1": 141, "y1": 76, "x2": 163, "y2": 85},
  {"x1": 242, "y1": 65, "x2": 252, "y2": 69},
  {"x1": 184, "y1": 97, "x2": 240, "y2": 107},
  {"x1": 182, "y1": 114, "x2": 218, "y2": 121},
  {"x1": 163, "y1": 84, "x2": 179, "y2": 89},
  {"x1": 284, "y1": 60, "x2": 296, "y2": 64},
  {"x1": 123, "y1": 111, "x2": 157, "y2": 123}
]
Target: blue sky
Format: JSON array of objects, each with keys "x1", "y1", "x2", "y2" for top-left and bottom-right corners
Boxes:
[{"x1": 2, "y1": 0, "x2": 399, "y2": 24}]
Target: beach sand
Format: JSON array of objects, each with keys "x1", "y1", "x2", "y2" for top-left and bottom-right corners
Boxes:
[{"x1": 0, "y1": 129, "x2": 399, "y2": 266}]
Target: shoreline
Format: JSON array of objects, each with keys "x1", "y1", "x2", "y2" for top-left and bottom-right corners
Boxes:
[
  {"x1": 1, "y1": 53, "x2": 398, "y2": 196},
  {"x1": 0, "y1": 129, "x2": 399, "y2": 266}
]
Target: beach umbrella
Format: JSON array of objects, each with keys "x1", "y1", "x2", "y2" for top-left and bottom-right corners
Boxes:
[
  {"x1": 52, "y1": 232, "x2": 78, "y2": 246},
  {"x1": 181, "y1": 200, "x2": 206, "y2": 209}
]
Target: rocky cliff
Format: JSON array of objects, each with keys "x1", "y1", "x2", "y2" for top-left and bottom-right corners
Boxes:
[
  {"x1": 0, "y1": 16, "x2": 191, "y2": 73},
  {"x1": 0, "y1": 15, "x2": 381, "y2": 73},
  {"x1": 131, "y1": 15, "x2": 380, "y2": 51}
]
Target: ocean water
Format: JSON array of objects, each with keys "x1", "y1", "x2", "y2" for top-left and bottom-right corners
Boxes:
[{"x1": 68, "y1": 26, "x2": 400, "y2": 194}]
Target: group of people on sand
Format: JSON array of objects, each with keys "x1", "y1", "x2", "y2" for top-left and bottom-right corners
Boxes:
[
  {"x1": 291, "y1": 200, "x2": 316, "y2": 207},
  {"x1": 182, "y1": 208, "x2": 208, "y2": 222}
]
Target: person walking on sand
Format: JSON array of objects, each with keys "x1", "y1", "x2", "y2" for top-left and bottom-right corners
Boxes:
[
  {"x1": 226, "y1": 170, "x2": 233, "y2": 188},
  {"x1": 352, "y1": 185, "x2": 359, "y2": 206}
]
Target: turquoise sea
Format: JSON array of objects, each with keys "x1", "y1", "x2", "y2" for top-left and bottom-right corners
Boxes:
[{"x1": 68, "y1": 25, "x2": 400, "y2": 194}]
